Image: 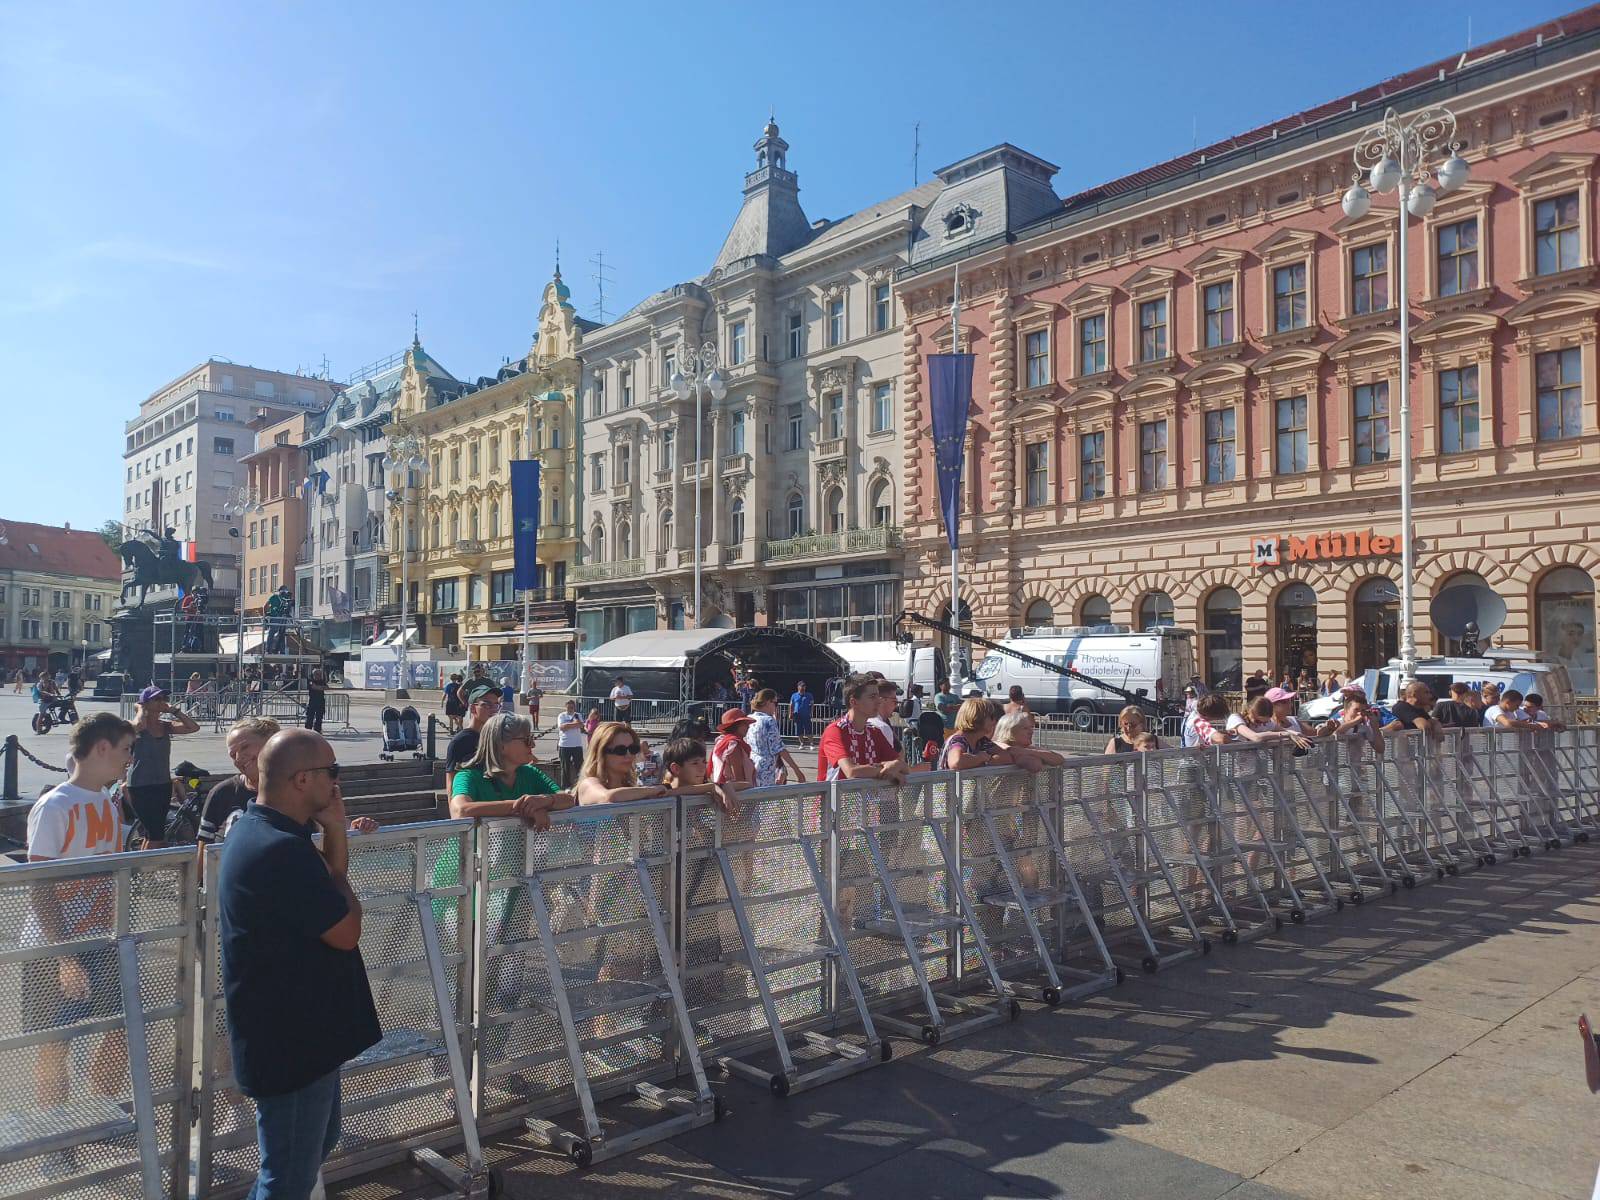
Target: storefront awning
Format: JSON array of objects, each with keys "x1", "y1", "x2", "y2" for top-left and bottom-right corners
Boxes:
[{"x1": 462, "y1": 628, "x2": 576, "y2": 646}]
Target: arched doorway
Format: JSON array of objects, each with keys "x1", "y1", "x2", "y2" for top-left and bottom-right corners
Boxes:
[
  {"x1": 1353, "y1": 577, "x2": 1399, "y2": 672},
  {"x1": 1079, "y1": 594, "x2": 1112, "y2": 628},
  {"x1": 1202, "y1": 586, "x2": 1242, "y2": 690},
  {"x1": 1274, "y1": 582, "x2": 1318, "y2": 683},
  {"x1": 1138, "y1": 591, "x2": 1174, "y2": 629},
  {"x1": 1536, "y1": 566, "x2": 1596, "y2": 693}
]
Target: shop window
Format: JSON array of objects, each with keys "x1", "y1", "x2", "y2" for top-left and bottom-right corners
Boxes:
[
  {"x1": 1536, "y1": 566, "x2": 1596, "y2": 694},
  {"x1": 1353, "y1": 577, "x2": 1399, "y2": 673},
  {"x1": 1274, "y1": 581, "x2": 1318, "y2": 684},
  {"x1": 1203, "y1": 586, "x2": 1242, "y2": 690}
]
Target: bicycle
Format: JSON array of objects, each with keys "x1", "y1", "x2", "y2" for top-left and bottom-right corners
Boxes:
[
  {"x1": 30, "y1": 690, "x2": 79, "y2": 735},
  {"x1": 116, "y1": 763, "x2": 208, "y2": 851}
]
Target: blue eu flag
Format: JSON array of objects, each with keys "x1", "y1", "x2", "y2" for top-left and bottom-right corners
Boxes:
[{"x1": 511, "y1": 459, "x2": 542, "y2": 591}]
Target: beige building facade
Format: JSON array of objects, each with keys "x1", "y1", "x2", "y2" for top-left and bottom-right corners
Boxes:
[{"x1": 897, "y1": 12, "x2": 1600, "y2": 695}]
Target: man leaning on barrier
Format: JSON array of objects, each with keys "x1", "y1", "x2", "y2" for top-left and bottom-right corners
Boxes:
[
  {"x1": 217, "y1": 729, "x2": 380, "y2": 1200},
  {"x1": 24, "y1": 712, "x2": 137, "y2": 1179}
]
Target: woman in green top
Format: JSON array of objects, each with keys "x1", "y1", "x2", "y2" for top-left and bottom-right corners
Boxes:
[{"x1": 450, "y1": 712, "x2": 575, "y2": 829}]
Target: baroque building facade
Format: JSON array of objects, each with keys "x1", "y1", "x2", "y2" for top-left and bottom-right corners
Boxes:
[
  {"x1": 898, "y1": 9, "x2": 1600, "y2": 695},
  {"x1": 574, "y1": 120, "x2": 949, "y2": 648},
  {"x1": 384, "y1": 270, "x2": 585, "y2": 674}
]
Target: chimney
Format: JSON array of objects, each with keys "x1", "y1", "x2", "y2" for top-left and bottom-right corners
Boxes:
[{"x1": 63, "y1": 522, "x2": 70, "y2": 530}]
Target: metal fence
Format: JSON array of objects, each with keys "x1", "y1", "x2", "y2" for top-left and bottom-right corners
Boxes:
[
  {"x1": 2, "y1": 727, "x2": 1597, "y2": 1193},
  {"x1": 118, "y1": 688, "x2": 353, "y2": 732}
]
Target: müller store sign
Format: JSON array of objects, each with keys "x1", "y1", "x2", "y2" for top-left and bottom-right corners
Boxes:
[{"x1": 1251, "y1": 529, "x2": 1404, "y2": 570}]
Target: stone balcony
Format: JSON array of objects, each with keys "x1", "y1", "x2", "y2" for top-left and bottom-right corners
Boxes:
[
  {"x1": 572, "y1": 557, "x2": 644, "y2": 584},
  {"x1": 815, "y1": 437, "x2": 847, "y2": 461},
  {"x1": 762, "y1": 524, "x2": 903, "y2": 563}
]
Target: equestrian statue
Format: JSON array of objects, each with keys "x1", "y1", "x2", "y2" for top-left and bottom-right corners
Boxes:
[{"x1": 118, "y1": 528, "x2": 215, "y2": 606}]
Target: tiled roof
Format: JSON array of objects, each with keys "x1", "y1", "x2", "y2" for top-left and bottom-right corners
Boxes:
[
  {"x1": 1060, "y1": 4, "x2": 1600, "y2": 209},
  {"x1": 0, "y1": 522, "x2": 123, "y2": 581}
]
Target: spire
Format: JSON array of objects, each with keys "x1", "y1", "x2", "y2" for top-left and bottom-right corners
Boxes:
[
  {"x1": 411, "y1": 309, "x2": 419, "y2": 348},
  {"x1": 554, "y1": 238, "x2": 561, "y2": 281},
  {"x1": 711, "y1": 116, "x2": 811, "y2": 273}
]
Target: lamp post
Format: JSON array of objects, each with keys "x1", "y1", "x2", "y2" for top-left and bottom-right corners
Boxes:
[
  {"x1": 223, "y1": 484, "x2": 266, "y2": 699},
  {"x1": 1341, "y1": 106, "x2": 1471, "y2": 685},
  {"x1": 384, "y1": 429, "x2": 429, "y2": 691},
  {"x1": 669, "y1": 341, "x2": 726, "y2": 627}
]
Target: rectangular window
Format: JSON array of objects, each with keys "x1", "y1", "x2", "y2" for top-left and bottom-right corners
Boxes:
[
  {"x1": 431, "y1": 578, "x2": 459, "y2": 612},
  {"x1": 1353, "y1": 382, "x2": 1391, "y2": 464},
  {"x1": 1273, "y1": 262, "x2": 1308, "y2": 331},
  {"x1": 214, "y1": 408, "x2": 234, "y2": 422},
  {"x1": 1079, "y1": 314, "x2": 1106, "y2": 375},
  {"x1": 1535, "y1": 192, "x2": 1581, "y2": 275},
  {"x1": 248, "y1": 567, "x2": 258, "y2": 595},
  {"x1": 786, "y1": 404, "x2": 803, "y2": 451},
  {"x1": 449, "y1": 448, "x2": 460, "y2": 482},
  {"x1": 730, "y1": 320, "x2": 747, "y2": 365},
  {"x1": 270, "y1": 564, "x2": 278, "y2": 590},
  {"x1": 730, "y1": 412, "x2": 746, "y2": 455},
  {"x1": 662, "y1": 353, "x2": 676, "y2": 389},
  {"x1": 491, "y1": 569, "x2": 515, "y2": 607},
  {"x1": 661, "y1": 427, "x2": 676, "y2": 470},
  {"x1": 1274, "y1": 394, "x2": 1309, "y2": 474},
  {"x1": 827, "y1": 298, "x2": 845, "y2": 346},
  {"x1": 590, "y1": 452, "x2": 604, "y2": 491},
  {"x1": 592, "y1": 375, "x2": 605, "y2": 416},
  {"x1": 489, "y1": 436, "x2": 500, "y2": 471},
  {"x1": 270, "y1": 514, "x2": 280, "y2": 544},
  {"x1": 1137, "y1": 298, "x2": 1168, "y2": 362},
  {"x1": 1350, "y1": 243, "x2": 1389, "y2": 315},
  {"x1": 1436, "y1": 218, "x2": 1479, "y2": 296},
  {"x1": 1204, "y1": 408, "x2": 1237, "y2": 483},
  {"x1": 1536, "y1": 347, "x2": 1583, "y2": 441},
  {"x1": 825, "y1": 392, "x2": 845, "y2": 441},
  {"x1": 621, "y1": 369, "x2": 633, "y2": 408},
  {"x1": 469, "y1": 442, "x2": 480, "y2": 476},
  {"x1": 1439, "y1": 365, "x2": 1480, "y2": 454},
  {"x1": 617, "y1": 444, "x2": 631, "y2": 485},
  {"x1": 468, "y1": 575, "x2": 484, "y2": 610},
  {"x1": 787, "y1": 311, "x2": 803, "y2": 359},
  {"x1": 871, "y1": 382, "x2": 892, "y2": 434},
  {"x1": 213, "y1": 437, "x2": 234, "y2": 456},
  {"x1": 1024, "y1": 441, "x2": 1049, "y2": 507},
  {"x1": 1024, "y1": 329, "x2": 1050, "y2": 389},
  {"x1": 1203, "y1": 281, "x2": 1235, "y2": 347},
  {"x1": 1139, "y1": 420, "x2": 1168, "y2": 491},
  {"x1": 872, "y1": 283, "x2": 891, "y2": 332},
  {"x1": 248, "y1": 521, "x2": 258, "y2": 549},
  {"x1": 1079, "y1": 431, "x2": 1106, "y2": 501}
]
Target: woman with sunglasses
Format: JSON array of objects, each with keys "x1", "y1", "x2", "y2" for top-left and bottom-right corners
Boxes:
[
  {"x1": 450, "y1": 712, "x2": 576, "y2": 828},
  {"x1": 577, "y1": 722, "x2": 737, "y2": 814}
]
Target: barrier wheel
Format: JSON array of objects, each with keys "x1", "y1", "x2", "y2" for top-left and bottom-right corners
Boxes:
[
  {"x1": 1519, "y1": 846, "x2": 1532, "y2": 858},
  {"x1": 1476, "y1": 855, "x2": 1487, "y2": 867},
  {"x1": 1578, "y1": 832, "x2": 1591, "y2": 843},
  {"x1": 921, "y1": 1025, "x2": 941, "y2": 1046},
  {"x1": 880, "y1": 1041, "x2": 894, "y2": 1063},
  {"x1": 1222, "y1": 928, "x2": 1239, "y2": 945},
  {"x1": 1350, "y1": 891, "x2": 1364, "y2": 905},
  {"x1": 1402, "y1": 875, "x2": 1416, "y2": 889},
  {"x1": 1446, "y1": 863, "x2": 1459, "y2": 876},
  {"x1": 1289, "y1": 909, "x2": 1305, "y2": 924},
  {"x1": 769, "y1": 1074, "x2": 791, "y2": 1098},
  {"x1": 569, "y1": 1140, "x2": 593, "y2": 1169},
  {"x1": 1486, "y1": 853, "x2": 1498, "y2": 866},
  {"x1": 1141, "y1": 956, "x2": 1158, "y2": 974},
  {"x1": 1548, "y1": 838, "x2": 1562, "y2": 851},
  {"x1": 1043, "y1": 986, "x2": 1062, "y2": 1006}
]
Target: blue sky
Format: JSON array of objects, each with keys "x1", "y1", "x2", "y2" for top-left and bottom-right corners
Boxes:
[{"x1": 0, "y1": 0, "x2": 1575, "y2": 532}]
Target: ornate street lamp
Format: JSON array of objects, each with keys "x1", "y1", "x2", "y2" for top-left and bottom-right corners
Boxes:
[
  {"x1": 223, "y1": 484, "x2": 266, "y2": 699},
  {"x1": 670, "y1": 341, "x2": 727, "y2": 626},
  {"x1": 1342, "y1": 107, "x2": 1471, "y2": 684},
  {"x1": 383, "y1": 429, "x2": 429, "y2": 689}
]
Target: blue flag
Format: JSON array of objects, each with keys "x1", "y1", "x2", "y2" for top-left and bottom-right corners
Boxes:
[
  {"x1": 511, "y1": 459, "x2": 542, "y2": 591},
  {"x1": 928, "y1": 353, "x2": 974, "y2": 551}
]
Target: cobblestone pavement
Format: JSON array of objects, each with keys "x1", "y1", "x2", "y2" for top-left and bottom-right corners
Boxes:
[{"x1": 330, "y1": 839, "x2": 1600, "y2": 1199}]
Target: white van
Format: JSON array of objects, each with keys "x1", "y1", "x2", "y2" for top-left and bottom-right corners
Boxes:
[
  {"x1": 974, "y1": 626, "x2": 1196, "y2": 724},
  {"x1": 828, "y1": 640, "x2": 946, "y2": 696},
  {"x1": 1302, "y1": 654, "x2": 1579, "y2": 723}
]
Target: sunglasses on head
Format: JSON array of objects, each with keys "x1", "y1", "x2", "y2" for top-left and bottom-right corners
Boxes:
[{"x1": 605, "y1": 741, "x2": 640, "y2": 756}]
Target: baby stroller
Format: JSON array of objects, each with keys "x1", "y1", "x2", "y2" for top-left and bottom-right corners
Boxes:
[{"x1": 379, "y1": 704, "x2": 424, "y2": 760}]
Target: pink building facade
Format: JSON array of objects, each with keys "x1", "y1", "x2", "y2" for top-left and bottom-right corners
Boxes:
[{"x1": 898, "y1": 9, "x2": 1600, "y2": 693}]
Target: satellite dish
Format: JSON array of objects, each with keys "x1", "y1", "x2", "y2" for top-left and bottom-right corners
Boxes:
[{"x1": 1430, "y1": 585, "x2": 1507, "y2": 640}]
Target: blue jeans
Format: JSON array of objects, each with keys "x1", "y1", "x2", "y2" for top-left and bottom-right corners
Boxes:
[{"x1": 249, "y1": 1069, "x2": 342, "y2": 1199}]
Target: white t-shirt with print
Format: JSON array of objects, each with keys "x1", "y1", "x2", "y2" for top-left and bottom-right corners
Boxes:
[
  {"x1": 24, "y1": 781, "x2": 124, "y2": 946},
  {"x1": 557, "y1": 711, "x2": 586, "y2": 749}
]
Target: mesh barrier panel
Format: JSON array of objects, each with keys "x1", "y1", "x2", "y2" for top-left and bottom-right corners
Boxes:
[
  {"x1": 1058, "y1": 758, "x2": 1148, "y2": 948},
  {"x1": 0, "y1": 848, "x2": 194, "y2": 1200}
]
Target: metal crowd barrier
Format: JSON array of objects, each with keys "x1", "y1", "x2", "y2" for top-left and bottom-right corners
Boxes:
[
  {"x1": 119, "y1": 689, "x2": 354, "y2": 732},
  {"x1": 197, "y1": 822, "x2": 484, "y2": 1197},
  {"x1": 0, "y1": 847, "x2": 195, "y2": 1200}
]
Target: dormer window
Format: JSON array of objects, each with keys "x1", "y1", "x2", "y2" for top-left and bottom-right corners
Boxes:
[{"x1": 942, "y1": 203, "x2": 978, "y2": 239}]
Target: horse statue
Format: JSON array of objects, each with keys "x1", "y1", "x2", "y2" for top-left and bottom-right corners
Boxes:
[{"x1": 118, "y1": 540, "x2": 214, "y2": 607}]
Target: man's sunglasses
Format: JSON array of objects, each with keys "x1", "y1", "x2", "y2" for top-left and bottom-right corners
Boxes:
[
  {"x1": 605, "y1": 743, "x2": 641, "y2": 756},
  {"x1": 301, "y1": 762, "x2": 341, "y2": 780}
]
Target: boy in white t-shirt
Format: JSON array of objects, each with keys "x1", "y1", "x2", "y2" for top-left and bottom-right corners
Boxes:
[{"x1": 23, "y1": 712, "x2": 137, "y2": 1173}]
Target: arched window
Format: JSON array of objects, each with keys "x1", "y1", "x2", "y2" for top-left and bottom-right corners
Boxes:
[
  {"x1": 1274, "y1": 582, "x2": 1318, "y2": 683},
  {"x1": 870, "y1": 479, "x2": 892, "y2": 528},
  {"x1": 448, "y1": 510, "x2": 460, "y2": 545},
  {"x1": 590, "y1": 524, "x2": 605, "y2": 562},
  {"x1": 1023, "y1": 599, "x2": 1053, "y2": 628},
  {"x1": 1353, "y1": 577, "x2": 1399, "y2": 672},
  {"x1": 1139, "y1": 591, "x2": 1174, "y2": 629},
  {"x1": 429, "y1": 514, "x2": 441, "y2": 549},
  {"x1": 550, "y1": 423, "x2": 561, "y2": 449},
  {"x1": 659, "y1": 508, "x2": 674, "y2": 551},
  {"x1": 1203, "y1": 586, "x2": 1242, "y2": 690},
  {"x1": 825, "y1": 487, "x2": 844, "y2": 534},
  {"x1": 391, "y1": 521, "x2": 401, "y2": 552},
  {"x1": 1537, "y1": 566, "x2": 1596, "y2": 693},
  {"x1": 469, "y1": 506, "x2": 480, "y2": 540},
  {"x1": 731, "y1": 498, "x2": 745, "y2": 544},
  {"x1": 617, "y1": 520, "x2": 632, "y2": 560},
  {"x1": 1079, "y1": 594, "x2": 1112, "y2": 627},
  {"x1": 489, "y1": 502, "x2": 500, "y2": 539},
  {"x1": 786, "y1": 493, "x2": 804, "y2": 538}
]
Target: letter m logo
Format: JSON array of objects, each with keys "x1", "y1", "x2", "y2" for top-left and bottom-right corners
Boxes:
[{"x1": 1252, "y1": 536, "x2": 1280, "y2": 569}]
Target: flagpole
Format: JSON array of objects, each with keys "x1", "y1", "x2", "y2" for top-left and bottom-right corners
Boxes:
[
  {"x1": 948, "y1": 259, "x2": 963, "y2": 689},
  {"x1": 522, "y1": 392, "x2": 534, "y2": 704}
]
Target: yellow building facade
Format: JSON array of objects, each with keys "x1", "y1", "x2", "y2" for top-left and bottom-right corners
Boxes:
[{"x1": 386, "y1": 270, "x2": 585, "y2": 666}]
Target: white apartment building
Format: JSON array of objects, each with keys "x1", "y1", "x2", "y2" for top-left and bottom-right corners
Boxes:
[
  {"x1": 575, "y1": 119, "x2": 941, "y2": 646},
  {"x1": 121, "y1": 359, "x2": 340, "y2": 597}
]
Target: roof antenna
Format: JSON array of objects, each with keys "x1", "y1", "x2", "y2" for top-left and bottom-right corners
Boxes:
[
  {"x1": 411, "y1": 310, "x2": 419, "y2": 347},
  {"x1": 590, "y1": 250, "x2": 615, "y2": 323},
  {"x1": 913, "y1": 121, "x2": 921, "y2": 185}
]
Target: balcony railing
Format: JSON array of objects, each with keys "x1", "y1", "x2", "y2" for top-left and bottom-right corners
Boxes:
[
  {"x1": 815, "y1": 437, "x2": 847, "y2": 460},
  {"x1": 572, "y1": 558, "x2": 643, "y2": 584},
  {"x1": 763, "y1": 524, "x2": 903, "y2": 562},
  {"x1": 294, "y1": 543, "x2": 312, "y2": 565},
  {"x1": 455, "y1": 539, "x2": 487, "y2": 556}
]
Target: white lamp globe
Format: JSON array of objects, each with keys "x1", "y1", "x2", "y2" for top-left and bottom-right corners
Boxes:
[
  {"x1": 1369, "y1": 156, "x2": 1402, "y2": 193},
  {"x1": 706, "y1": 369, "x2": 727, "y2": 401},
  {"x1": 1341, "y1": 184, "x2": 1372, "y2": 220},
  {"x1": 1407, "y1": 182, "x2": 1438, "y2": 217},
  {"x1": 670, "y1": 370, "x2": 690, "y2": 402},
  {"x1": 1436, "y1": 153, "x2": 1470, "y2": 194}
]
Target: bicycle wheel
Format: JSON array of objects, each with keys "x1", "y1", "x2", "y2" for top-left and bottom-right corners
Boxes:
[{"x1": 165, "y1": 807, "x2": 199, "y2": 846}]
